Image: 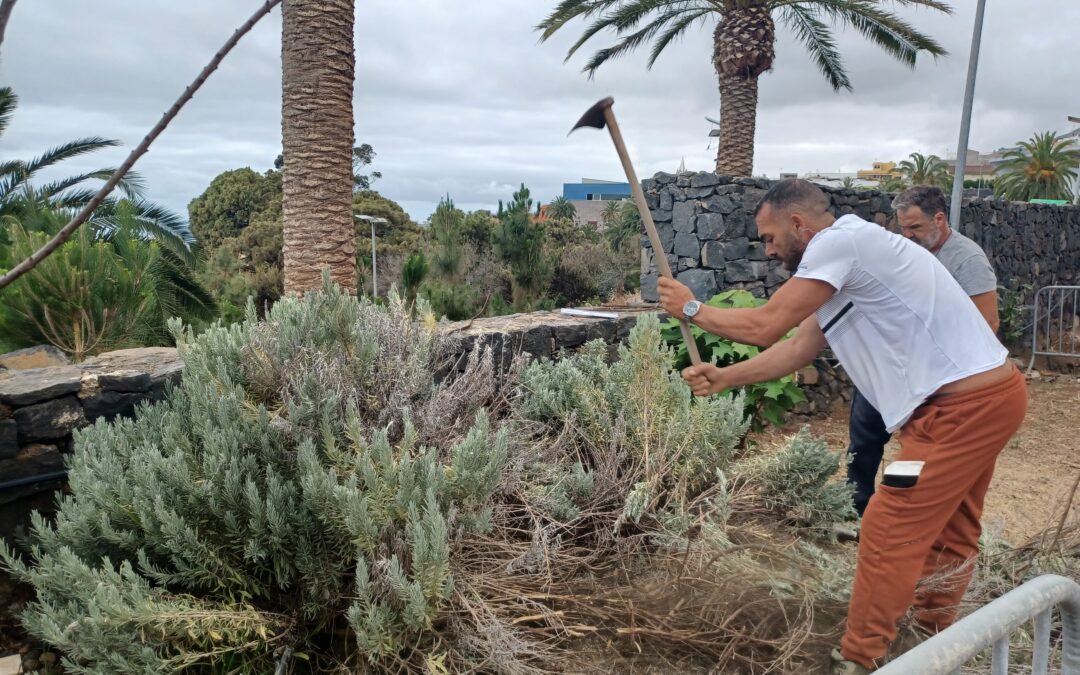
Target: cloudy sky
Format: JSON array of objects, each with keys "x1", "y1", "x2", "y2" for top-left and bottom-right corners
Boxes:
[{"x1": 3, "y1": 1, "x2": 1078, "y2": 224}]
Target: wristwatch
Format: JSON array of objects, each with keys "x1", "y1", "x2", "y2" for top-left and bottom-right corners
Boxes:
[{"x1": 682, "y1": 299, "x2": 702, "y2": 323}]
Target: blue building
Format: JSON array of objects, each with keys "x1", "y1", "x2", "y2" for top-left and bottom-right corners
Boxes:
[{"x1": 562, "y1": 178, "x2": 631, "y2": 201}]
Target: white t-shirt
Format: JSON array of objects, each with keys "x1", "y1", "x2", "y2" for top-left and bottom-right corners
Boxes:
[{"x1": 794, "y1": 215, "x2": 1007, "y2": 432}]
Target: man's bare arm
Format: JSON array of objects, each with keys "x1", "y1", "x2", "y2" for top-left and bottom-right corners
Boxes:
[
  {"x1": 682, "y1": 316, "x2": 827, "y2": 396},
  {"x1": 660, "y1": 276, "x2": 836, "y2": 347},
  {"x1": 969, "y1": 290, "x2": 999, "y2": 333}
]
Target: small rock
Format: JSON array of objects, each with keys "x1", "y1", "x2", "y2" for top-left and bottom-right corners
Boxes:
[
  {"x1": 675, "y1": 268, "x2": 718, "y2": 301},
  {"x1": 673, "y1": 232, "x2": 700, "y2": 258},
  {"x1": 82, "y1": 390, "x2": 146, "y2": 422},
  {"x1": 798, "y1": 366, "x2": 820, "y2": 386},
  {"x1": 96, "y1": 370, "x2": 153, "y2": 393},
  {"x1": 690, "y1": 173, "x2": 721, "y2": 188},
  {"x1": 0, "y1": 444, "x2": 65, "y2": 489},
  {"x1": 0, "y1": 366, "x2": 84, "y2": 406},
  {"x1": 0, "y1": 654, "x2": 21, "y2": 675},
  {"x1": 13, "y1": 397, "x2": 87, "y2": 443},
  {"x1": 0, "y1": 345, "x2": 69, "y2": 371},
  {"x1": 1027, "y1": 369, "x2": 1041, "y2": 380},
  {"x1": 0, "y1": 419, "x2": 16, "y2": 460}
]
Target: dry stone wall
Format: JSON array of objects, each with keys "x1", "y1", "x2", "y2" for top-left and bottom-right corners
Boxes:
[{"x1": 639, "y1": 172, "x2": 1080, "y2": 302}]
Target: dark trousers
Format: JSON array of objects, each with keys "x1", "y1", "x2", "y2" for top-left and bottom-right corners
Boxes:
[{"x1": 847, "y1": 388, "x2": 892, "y2": 516}]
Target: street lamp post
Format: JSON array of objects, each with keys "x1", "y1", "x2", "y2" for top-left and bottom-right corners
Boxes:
[
  {"x1": 950, "y1": 0, "x2": 988, "y2": 230},
  {"x1": 354, "y1": 215, "x2": 388, "y2": 297}
]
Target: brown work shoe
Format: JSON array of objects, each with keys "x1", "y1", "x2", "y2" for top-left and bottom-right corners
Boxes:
[
  {"x1": 831, "y1": 648, "x2": 874, "y2": 674},
  {"x1": 889, "y1": 621, "x2": 935, "y2": 659}
]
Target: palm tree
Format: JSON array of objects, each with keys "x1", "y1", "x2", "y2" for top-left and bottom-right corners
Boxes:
[
  {"x1": 606, "y1": 200, "x2": 642, "y2": 251},
  {"x1": 281, "y1": 0, "x2": 356, "y2": 295},
  {"x1": 0, "y1": 87, "x2": 197, "y2": 260},
  {"x1": 994, "y1": 131, "x2": 1080, "y2": 203},
  {"x1": 600, "y1": 199, "x2": 623, "y2": 229},
  {"x1": 0, "y1": 89, "x2": 148, "y2": 218},
  {"x1": 0, "y1": 202, "x2": 216, "y2": 360},
  {"x1": 539, "y1": 1, "x2": 950, "y2": 177},
  {"x1": 546, "y1": 195, "x2": 578, "y2": 221},
  {"x1": 884, "y1": 152, "x2": 952, "y2": 191}
]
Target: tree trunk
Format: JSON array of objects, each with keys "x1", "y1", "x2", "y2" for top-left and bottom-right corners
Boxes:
[
  {"x1": 715, "y1": 72, "x2": 758, "y2": 177},
  {"x1": 712, "y1": 8, "x2": 774, "y2": 178},
  {"x1": 281, "y1": 0, "x2": 356, "y2": 295}
]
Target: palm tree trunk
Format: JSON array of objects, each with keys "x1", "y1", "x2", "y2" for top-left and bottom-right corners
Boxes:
[
  {"x1": 712, "y1": 8, "x2": 774, "y2": 178},
  {"x1": 281, "y1": 0, "x2": 356, "y2": 295},
  {"x1": 716, "y1": 71, "x2": 758, "y2": 177}
]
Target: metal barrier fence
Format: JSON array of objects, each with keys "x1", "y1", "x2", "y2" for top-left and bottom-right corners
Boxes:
[
  {"x1": 877, "y1": 574, "x2": 1080, "y2": 675},
  {"x1": 1028, "y1": 286, "x2": 1080, "y2": 371}
]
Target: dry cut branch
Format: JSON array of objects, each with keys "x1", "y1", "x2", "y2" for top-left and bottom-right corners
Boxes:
[{"x1": 0, "y1": 0, "x2": 282, "y2": 292}]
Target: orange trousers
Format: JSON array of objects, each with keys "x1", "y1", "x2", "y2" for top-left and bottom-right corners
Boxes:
[{"x1": 840, "y1": 366, "x2": 1028, "y2": 669}]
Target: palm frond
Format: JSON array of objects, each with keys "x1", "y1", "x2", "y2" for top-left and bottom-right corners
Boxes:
[
  {"x1": 0, "y1": 159, "x2": 24, "y2": 179},
  {"x1": 800, "y1": 0, "x2": 948, "y2": 66},
  {"x1": 537, "y1": 0, "x2": 622, "y2": 42},
  {"x1": 581, "y1": 5, "x2": 706, "y2": 75},
  {"x1": 647, "y1": 8, "x2": 711, "y2": 67},
  {"x1": 0, "y1": 161, "x2": 27, "y2": 201},
  {"x1": 148, "y1": 247, "x2": 218, "y2": 322},
  {"x1": 45, "y1": 187, "x2": 99, "y2": 211},
  {"x1": 91, "y1": 198, "x2": 197, "y2": 267},
  {"x1": 35, "y1": 169, "x2": 137, "y2": 198},
  {"x1": 780, "y1": 5, "x2": 851, "y2": 90},
  {"x1": 871, "y1": 0, "x2": 953, "y2": 13},
  {"x1": 23, "y1": 137, "x2": 120, "y2": 174},
  {"x1": 0, "y1": 87, "x2": 16, "y2": 139}
]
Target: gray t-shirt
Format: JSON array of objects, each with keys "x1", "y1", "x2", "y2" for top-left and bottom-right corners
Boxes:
[{"x1": 934, "y1": 229, "x2": 997, "y2": 296}]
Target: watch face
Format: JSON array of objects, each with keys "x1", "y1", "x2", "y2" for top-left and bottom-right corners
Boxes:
[{"x1": 684, "y1": 300, "x2": 700, "y2": 317}]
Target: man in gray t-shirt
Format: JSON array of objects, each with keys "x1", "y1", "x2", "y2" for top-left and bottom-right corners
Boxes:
[{"x1": 846, "y1": 186, "x2": 1000, "y2": 516}]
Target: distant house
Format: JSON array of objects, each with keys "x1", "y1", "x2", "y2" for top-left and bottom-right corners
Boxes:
[
  {"x1": 562, "y1": 178, "x2": 632, "y2": 201},
  {"x1": 943, "y1": 149, "x2": 1007, "y2": 178},
  {"x1": 856, "y1": 161, "x2": 903, "y2": 183},
  {"x1": 561, "y1": 178, "x2": 632, "y2": 226}
]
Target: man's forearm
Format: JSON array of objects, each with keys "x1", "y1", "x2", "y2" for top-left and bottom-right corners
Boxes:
[
  {"x1": 692, "y1": 305, "x2": 778, "y2": 347},
  {"x1": 717, "y1": 332, "x2": 820, "y2": 389}
]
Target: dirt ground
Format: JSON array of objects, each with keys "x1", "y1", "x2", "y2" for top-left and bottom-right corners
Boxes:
[{"x1": 761, "y1": 374, "x2": 1080, "y2": 545}]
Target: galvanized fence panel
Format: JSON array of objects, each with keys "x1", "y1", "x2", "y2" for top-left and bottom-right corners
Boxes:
[
  {"x1": 1028, "y1": 286, "x2": 1080, "y2": 371},
  {"x1": 877, "y1": 574, "x2": 1080, "y2": 675}
]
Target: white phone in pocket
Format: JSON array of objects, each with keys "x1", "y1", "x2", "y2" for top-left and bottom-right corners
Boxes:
[{"x1": 882, "y1": 460, "x2": 925, "y2": 488}]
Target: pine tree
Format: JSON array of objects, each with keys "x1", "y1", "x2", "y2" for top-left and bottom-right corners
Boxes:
[{"x1": 492, "y1": 184, "x2": 551, "y2": 308}]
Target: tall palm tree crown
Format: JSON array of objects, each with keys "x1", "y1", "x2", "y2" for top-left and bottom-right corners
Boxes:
[
  {"x1": 538, "y1": 0, "x2": 951, "y2": 177},
  {"x1": 546, "y1": 195, "x2": 578, "y2": 221},
  {"x1": 994, "y1": 131, "x2": 1080, "y2": 203},
  {"x1": 884, "y1": 151, "x2": 951, "y2": 191}
]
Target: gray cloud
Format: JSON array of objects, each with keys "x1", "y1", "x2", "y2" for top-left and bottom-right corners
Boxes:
[{"x1": 3, "y1": 1, "x2": 1077, "y2": 225}]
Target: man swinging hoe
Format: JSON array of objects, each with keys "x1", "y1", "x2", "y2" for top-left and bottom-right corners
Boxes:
[
  {"x1": 568, "y1": 100, "x2": 1025, "y2": 671},
  {"x1": 658, "y1": 179, "x2": 1027, "y2": 673}
]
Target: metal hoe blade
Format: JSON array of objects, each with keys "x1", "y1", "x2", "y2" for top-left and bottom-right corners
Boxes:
[
  {"x1": 569, "y1": 96, "x2": 615, "y2": 134},
  {"x1": 564, "y1": 95, "x2": 703, "y2": 366}
]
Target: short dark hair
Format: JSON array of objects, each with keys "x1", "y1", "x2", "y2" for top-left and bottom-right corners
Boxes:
[
  {"x1": 892, "y1": 185, "x2": 947, "y2": 217},
  {"x1": 754, "y1": 178, "x2": 830, "y2": 217}
]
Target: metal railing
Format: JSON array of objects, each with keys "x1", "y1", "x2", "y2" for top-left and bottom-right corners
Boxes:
[
  {"x1": 878, "y1": 574, "x2": 1080, "y2": 674},
  {"x1": 1028, "y1": 286, "x2": 1080, "y2": 371}
]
